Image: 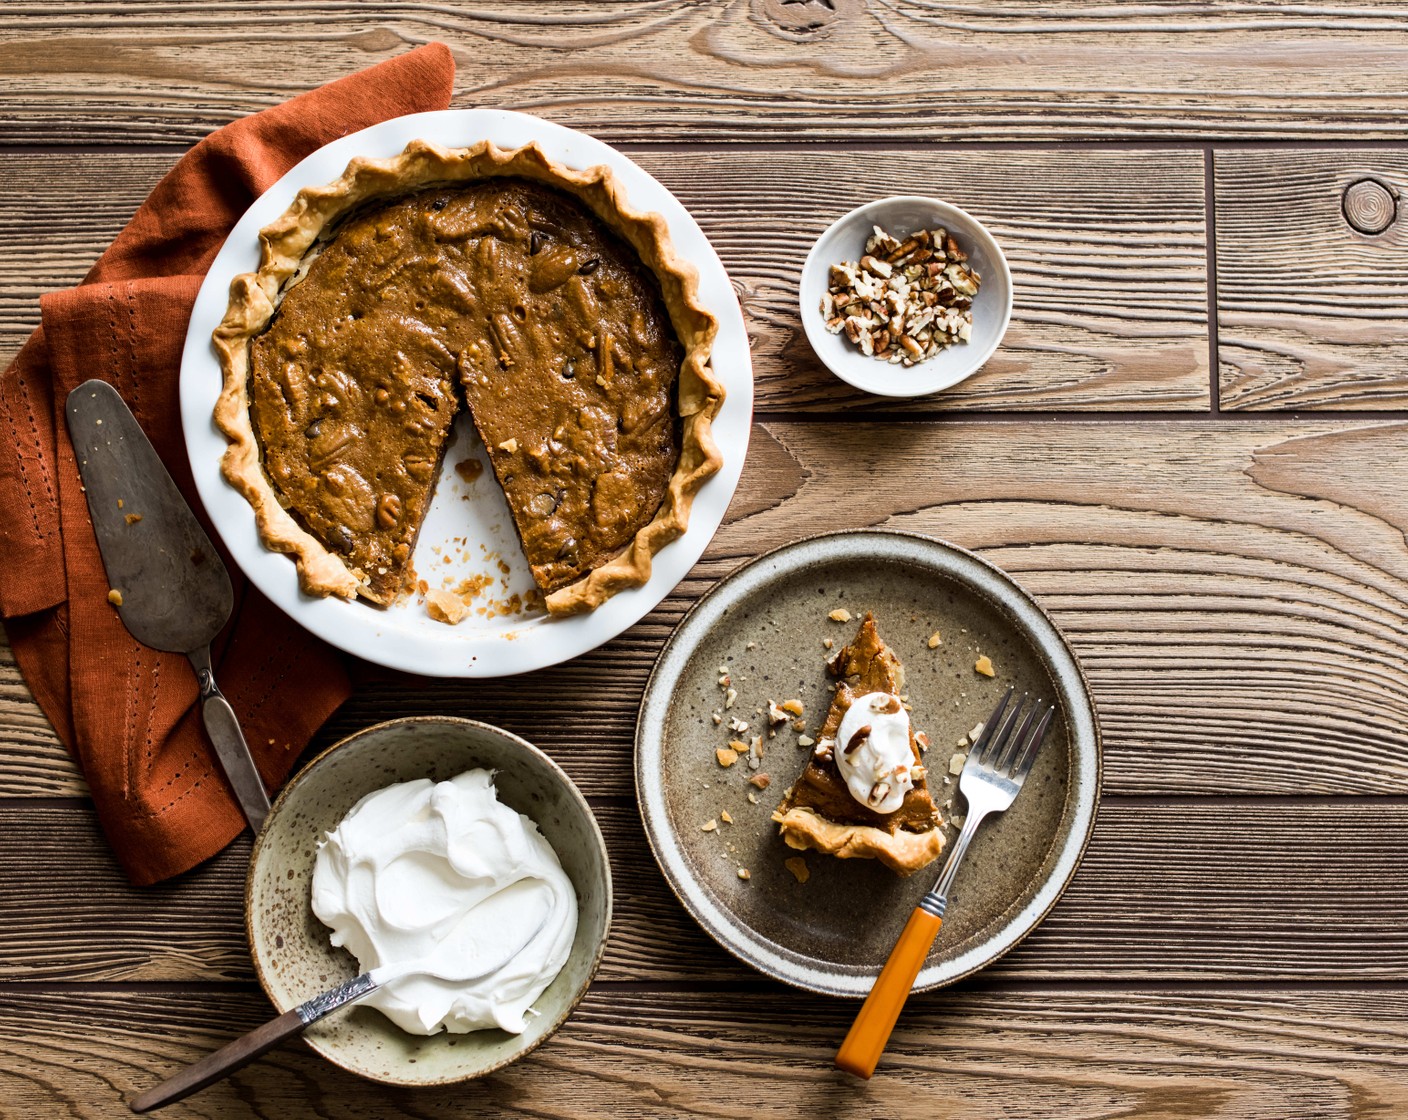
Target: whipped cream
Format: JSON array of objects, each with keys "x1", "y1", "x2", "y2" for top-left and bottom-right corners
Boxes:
[
  {"x1": 834, "y1": 692, "x2": 916, "y2": 814},
  {"x1": 311, "y1": 769, "x2": 577, "y2": 1036}
]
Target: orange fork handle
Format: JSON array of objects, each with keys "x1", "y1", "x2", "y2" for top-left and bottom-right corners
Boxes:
[{"x1": 834, "y1": 906, "x2": 942, "y2": 1079}]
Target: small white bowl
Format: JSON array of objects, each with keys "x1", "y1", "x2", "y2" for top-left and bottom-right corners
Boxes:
[{"x1": 800, "y1": 195, "x2": 1013, "y2": 399}]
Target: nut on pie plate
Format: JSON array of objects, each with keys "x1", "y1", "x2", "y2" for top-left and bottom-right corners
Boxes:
[
  {"x1": 212, "y1": 139, "x2": 724, "y2": 617},
  {"x1": 773, "y1": 612, "x2": 946, "y2": 876}
]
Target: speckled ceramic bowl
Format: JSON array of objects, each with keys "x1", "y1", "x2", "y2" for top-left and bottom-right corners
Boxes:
[
  {"x1": 637, "y1": 530, "x2": 1099, "y2": 997},
  {"x1": 246, "y1": 716, "x2": 611, "y2": 1087}
]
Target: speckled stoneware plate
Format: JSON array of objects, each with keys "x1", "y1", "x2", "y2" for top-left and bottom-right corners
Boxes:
[
  {"x1": 247, "y1": 716, "x2": 611, "y2": 1086},
  {"x1": 636, "y1": 530, "x2": 1099, "y2": 997}
]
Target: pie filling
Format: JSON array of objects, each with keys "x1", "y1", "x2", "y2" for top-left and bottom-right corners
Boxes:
[
  {"x1": 248, "y1": 178, "x2": 683, "y2": 606},
  {"x1": 777, "y1": 613, "x2": 942, "y2": 835}
]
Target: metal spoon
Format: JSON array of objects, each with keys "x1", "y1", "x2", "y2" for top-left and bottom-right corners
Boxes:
[{"x1": 129, "y1": 913, "x2": 550, "y2": 1112}]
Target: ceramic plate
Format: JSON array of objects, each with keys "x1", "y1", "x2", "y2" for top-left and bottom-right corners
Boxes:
[
  {"x1": 180, "y1": 109, "x2": 753, "y2": 677},
  {"x1": 636, "y1": 530, "x2": 1100, "y2": 996}
]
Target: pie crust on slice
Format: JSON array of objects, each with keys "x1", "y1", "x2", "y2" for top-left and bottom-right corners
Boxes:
[
  {"x1": 213, "y1": 139, "x2": 724, "y2": 616},
  {"x1": 772, "y1": 612, "x2": 946, "y2": 876}
]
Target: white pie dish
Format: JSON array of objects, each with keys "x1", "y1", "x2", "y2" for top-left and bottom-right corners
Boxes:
[{"x1": 180, "y1": 109, "x2": 753, "y2": 677}]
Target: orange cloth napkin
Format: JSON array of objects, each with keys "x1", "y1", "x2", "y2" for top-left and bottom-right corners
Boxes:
[{"x1": 0, "y1": 44, "x2": 456, "y2": 885}]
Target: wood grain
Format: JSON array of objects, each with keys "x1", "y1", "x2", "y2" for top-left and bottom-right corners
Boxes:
[
  {"x1": 6, "y1": 3, "x2": 1408, "y2": 145},
  {"x1": 3, "y1": 986, "x2": 1407, "y2": 1119},
  {"x1": 5, "y1": 7, "x2": 1408, "y2": 1115},
  {"x1": 5, "y1": 801, "x2": 1408, "y2": 985},
  {"x1": 1215, "y1": 149, "x2": 1408, "y2": 410},
  {"x1": 671, "y1": 148, "x2": 1209, "y2": 411},
  {"x1": 0, "y1": 148, "x2": 1210, "y2": 412},
  {"x1": 6, "y1": 418, "x2": 1408, "y2": 799}
]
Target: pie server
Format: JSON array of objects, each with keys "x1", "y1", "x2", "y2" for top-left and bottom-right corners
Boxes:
[{"x1": 65, "y1": 379, "x2": 271, "y2": 833}]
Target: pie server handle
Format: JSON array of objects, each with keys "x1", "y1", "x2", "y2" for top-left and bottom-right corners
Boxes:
[
  {"x1": 834, "y1": 904, "x2": 943, "y2": 1079},
  {"x1": 188, "y1": 646, "x2": 270, "y2": 833}
]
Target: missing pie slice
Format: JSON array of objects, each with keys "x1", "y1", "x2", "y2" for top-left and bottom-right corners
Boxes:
[{"x1": 772, "y1": 612, "x2": 946, "y2": 876}]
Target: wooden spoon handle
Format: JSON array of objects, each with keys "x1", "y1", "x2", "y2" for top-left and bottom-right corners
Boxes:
[
  {"x1": 129, "y1": 1009, "x2": 305, "y2": 1113},
  {"x1": 834, "y1": 906, "x2": 943, "y2": 1079}
]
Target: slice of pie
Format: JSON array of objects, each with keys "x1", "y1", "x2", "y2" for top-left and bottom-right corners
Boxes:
[
  {"x1": 772, "y1": 612, "x2": 945, "y2": 876},
  {"x1": 213, "y1": 139, "x2": 724, "y2": 616}
]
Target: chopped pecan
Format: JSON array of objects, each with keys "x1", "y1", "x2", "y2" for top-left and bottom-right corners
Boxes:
[{"x1": 822, "y1": 223, "x2": 980, "y2": 369}]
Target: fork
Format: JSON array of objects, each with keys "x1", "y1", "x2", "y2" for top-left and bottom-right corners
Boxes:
[{"x1": 834, "y1": 686, "x2": 1055, "y2": 1079}]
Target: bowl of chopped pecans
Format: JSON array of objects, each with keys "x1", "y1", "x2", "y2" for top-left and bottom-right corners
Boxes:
[{"x1": 800, "y1": 196, "x2": 1012, "y2": 399}]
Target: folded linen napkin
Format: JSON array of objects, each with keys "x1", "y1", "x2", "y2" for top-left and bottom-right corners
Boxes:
[{"x1": 0, "y1": 43, "x2": 456, "y2": 885}]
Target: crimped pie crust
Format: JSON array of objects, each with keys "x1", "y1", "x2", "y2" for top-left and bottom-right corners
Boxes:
[
  {"x1": 213, "y1": 138, "x2": 724, "y2": 616},
  {"x1": 772, "y1": 806, "x2": 947, "y2": 877}
]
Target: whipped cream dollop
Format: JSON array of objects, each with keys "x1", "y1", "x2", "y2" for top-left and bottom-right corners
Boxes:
[
  {"x1": 311, "y1": 769, "x2": 578, "y2": 1036},
  {"x1": 834, "y1": 692, "x2": 916, "y2": 814}
]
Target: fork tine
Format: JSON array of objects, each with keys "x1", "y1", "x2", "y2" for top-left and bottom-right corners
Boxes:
[
  {"x1": 965, "y1": 686, "x2": 1013, "y2": 764},
  {"x1": 995, "y1": 699, "x2": 1040, "y2": 774},
  {"x1": 976, "y1": 691, "x2": 1026, "y2": 767},
  {"x1": 1012, "y1": 704, "x2": 1055, "y2": 781}
]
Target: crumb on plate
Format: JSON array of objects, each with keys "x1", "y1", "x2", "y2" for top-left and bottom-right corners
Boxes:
[{"x1": 425, "y1": 588, "x2": 468, "y2": 625}]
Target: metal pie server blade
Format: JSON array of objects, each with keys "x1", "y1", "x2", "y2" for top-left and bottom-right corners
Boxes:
[{"x1": 65, "y1": 379, "x2": 271, "y2": 833}]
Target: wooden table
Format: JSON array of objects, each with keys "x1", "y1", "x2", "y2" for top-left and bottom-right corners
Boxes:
[{"x1": 4, "y1": 4, "x2": 1408, "y2": 1116}]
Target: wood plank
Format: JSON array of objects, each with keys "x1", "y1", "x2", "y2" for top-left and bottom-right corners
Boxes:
[
  {"x1": 672, "y1": 148, "x2": 1208, "y2": 412},
  {"x1": 716, "y1": 419, "x2": 1408, "y2": 796},
  {"x1": 0, "y1": 149, "x2": 1210, "y2": 412},
  {"x1": 6, "y1": 3, "x2": 1408, "y2": 144},
  {"x1": 2, "y1": 986, "x2": 1406, "y2": 1119},
  {"x1": 4, "y1": 801, "x2": 1408, "y2": 984},
  {"x1": 6, "y1": 418, "x2": 1408, "y2": 798},
  {"x1": 1215, "y1": 149, "x2": 1408, "y2": 410}
]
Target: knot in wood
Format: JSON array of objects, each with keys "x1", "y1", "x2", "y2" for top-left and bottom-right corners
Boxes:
[
  {"x1": 759, "y1": 0, "x2": 842, "y2": 39},
  {"x1": 1342, "y1": 178, "x2": 1397, "y2": 235}
]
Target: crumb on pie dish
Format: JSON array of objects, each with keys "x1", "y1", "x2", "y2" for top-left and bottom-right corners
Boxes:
[{"x1": 213, "y1": 139, "x2": 724, "y2": 617}]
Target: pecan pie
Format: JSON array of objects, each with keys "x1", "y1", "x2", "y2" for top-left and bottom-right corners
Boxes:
[
  {"x1": 213, "y1": 140, "x2": 723, "y2": 615},
  {"x1": 772, "y1": 613, "x2": 945, "y2": 875}
]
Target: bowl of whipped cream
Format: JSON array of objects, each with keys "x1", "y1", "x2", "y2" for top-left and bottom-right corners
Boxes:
[{"x1": 246, "y1": 715, "x2": 611, "y2": 1087}]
